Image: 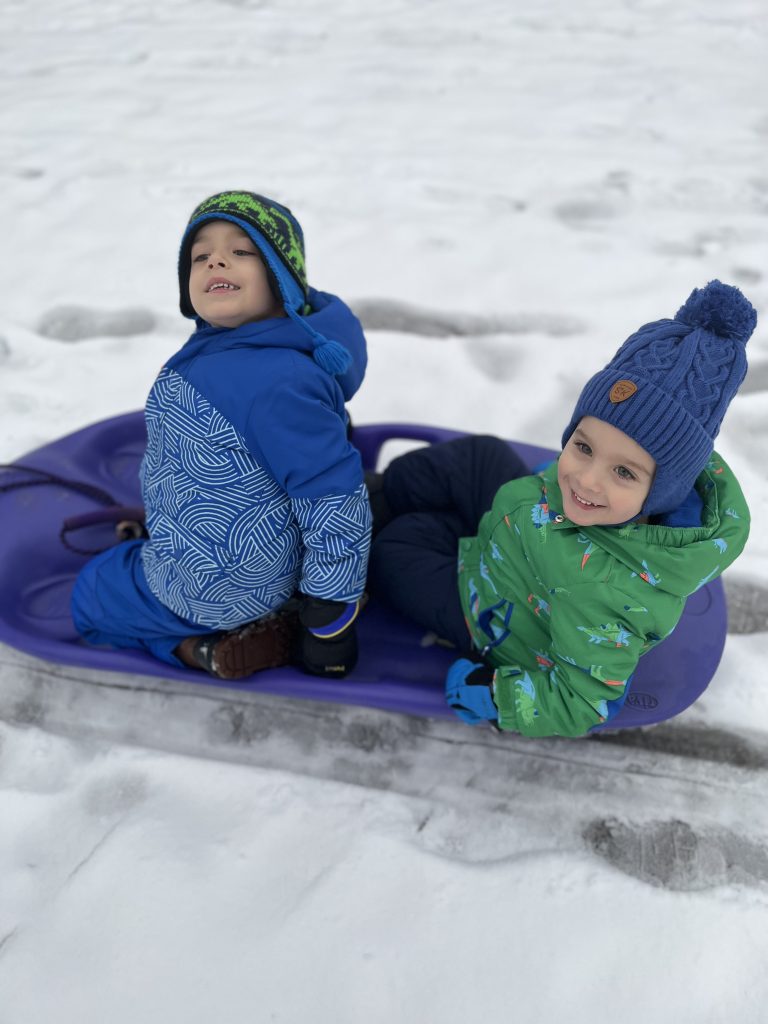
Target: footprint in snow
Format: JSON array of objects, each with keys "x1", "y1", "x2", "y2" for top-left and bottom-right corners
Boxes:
[
  {"x1": 351, "y1": 298, "x2": 585, "y2": 339},
  {"x1": 83, "y1": 771, "x2": 149, "y2": 818},
  {"x1": 739, "y1": 361, "x2": 768, "y2": 395},
  {"x1": 553, "y1": 198, "x2": 620, "y2": 231},
  {"x1": 654, "y1": 226, "x2": 740, "y2": 260},
  {"x1": 724, "y1": 575, "x2": 768, "y2": 634},
  {"x1": 584, "y1": 817, "x2": 768, "y2": 891},
  {"x1": 38, "y1": 305, "x2": 157, "y2": 342},
  {"x1": 552, "y1": 169, "x2": 634, "y2": 232},
  {"x1": 731, "y1": 266, "x2": 763, "y2": 285}
]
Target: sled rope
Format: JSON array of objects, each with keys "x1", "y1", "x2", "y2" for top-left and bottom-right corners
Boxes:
[{"x1": 0, "y1": 462, "x2": 145, "y2": 555}]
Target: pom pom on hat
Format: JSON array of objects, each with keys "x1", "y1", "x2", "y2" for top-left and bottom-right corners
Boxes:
[{"x1": 675, "y1": 279, "x2": 757, "y2": 346}]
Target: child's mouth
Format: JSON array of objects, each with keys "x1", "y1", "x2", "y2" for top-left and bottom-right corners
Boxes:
[
  {"x1": 206, "y1": 281, "x2": 240, "y2": 293},
  {"x1": 571, "y1": 489, "x2": 604, "y2": 510}
]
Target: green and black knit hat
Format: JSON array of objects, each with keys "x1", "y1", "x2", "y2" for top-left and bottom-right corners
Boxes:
[{"x1": 178, "y1": 190, "x2": 309, "y2": 318}]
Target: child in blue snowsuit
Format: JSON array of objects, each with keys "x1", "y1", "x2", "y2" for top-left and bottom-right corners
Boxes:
[{"x1": 72, "y1": 191, "x2": 371, "y2": 679}]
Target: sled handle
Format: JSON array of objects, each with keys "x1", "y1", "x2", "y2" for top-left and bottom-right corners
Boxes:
[
  {"x1": 350, "y1": 423, "x2": 467, "y2": 471},
  {"x1": 60, "y1": 505, "x2": 147, "y2": 554}
]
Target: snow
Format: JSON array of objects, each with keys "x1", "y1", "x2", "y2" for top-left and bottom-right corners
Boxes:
[{"x1": 1, "y1": 0, "x2": 767, "y2": 1020}]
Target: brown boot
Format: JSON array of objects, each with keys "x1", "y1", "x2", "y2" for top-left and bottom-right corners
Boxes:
[{"x1": 177, "y1": 612, "x2": 298, "y2": 681}]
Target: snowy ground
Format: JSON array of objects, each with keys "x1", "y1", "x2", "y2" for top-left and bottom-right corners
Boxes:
[{"x1": 1, "y1": 1, "x2": 768, "y2": 1021}]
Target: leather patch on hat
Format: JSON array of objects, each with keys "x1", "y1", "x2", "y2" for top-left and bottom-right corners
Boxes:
[{"x1": 609, "y1": 380, "x2": 637, "y2": 403}]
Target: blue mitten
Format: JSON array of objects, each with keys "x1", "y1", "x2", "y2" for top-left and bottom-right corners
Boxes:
[{"x1": 445, "y1": 658, "x2": 498, "y2": 725}]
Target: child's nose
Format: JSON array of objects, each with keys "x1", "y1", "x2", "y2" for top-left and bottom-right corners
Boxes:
[{"x1": 577, "y1": 467, "x2": 602, "y2": 495}]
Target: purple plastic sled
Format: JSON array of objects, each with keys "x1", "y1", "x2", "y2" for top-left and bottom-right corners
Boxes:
[{"x1": 0, "y1": 413, "x2": 728, "y2": 730}]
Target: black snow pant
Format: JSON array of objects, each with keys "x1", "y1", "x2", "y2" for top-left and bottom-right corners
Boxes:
[{"x1": 367, "y1": 435, "x2": 529, "y2": 649}]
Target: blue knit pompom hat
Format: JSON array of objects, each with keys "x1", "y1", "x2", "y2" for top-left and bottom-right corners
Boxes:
[
  {"x1": 561, "y1": 280, "x2": 757, "y2": 516},
  {"x1": 178, "y1": 190, "x2": 351, "y2": 376}
]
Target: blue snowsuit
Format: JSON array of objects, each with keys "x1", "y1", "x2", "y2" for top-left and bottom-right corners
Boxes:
[{"x1": 71, "y1": 289, "x2": 371, "y2": 665}]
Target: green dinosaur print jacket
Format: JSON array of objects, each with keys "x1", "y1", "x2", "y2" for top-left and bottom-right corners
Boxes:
[{"x1": 457, "y1": 452, "x2": 749, "y2": 738}]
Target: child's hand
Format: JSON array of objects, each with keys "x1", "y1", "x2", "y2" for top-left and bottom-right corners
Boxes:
[
  {"x1": 445, "y1": 658, "x2": 498, "y2": 725},
  {"x1": 295, "y1": 596, "x2": 362, "y2": 678}
]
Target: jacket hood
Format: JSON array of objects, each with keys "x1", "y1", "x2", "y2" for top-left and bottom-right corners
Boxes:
[
  {"x1": 180, "y1": 288, "x2": 367, "y2": 400},
  {"x1": 541, "y1": 453, "x2": 750, "y2": 599}
]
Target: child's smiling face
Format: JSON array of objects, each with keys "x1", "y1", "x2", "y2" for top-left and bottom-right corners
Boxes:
[
  {"x1": 188, "y1": 220, "x2": 284, "y2": 328},
  {"x1": 557, "y1": 416, "x2": 656, "y2": 525}
]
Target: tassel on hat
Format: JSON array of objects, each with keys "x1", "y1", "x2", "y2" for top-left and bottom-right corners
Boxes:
[
  {"x1": 284, "y1": 304, "x2": 352, "y2": 376},
  {"x1": 312, "y1": 337, "x2": 352, "y2": 375}
]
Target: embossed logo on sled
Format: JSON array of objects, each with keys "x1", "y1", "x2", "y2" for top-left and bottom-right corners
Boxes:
[
  {"x1": 625, "y1": 692, "x2": 659, "y2": 710},
  {"x1": 609, "y1": 380, "x2": 638, "y2": 404}
]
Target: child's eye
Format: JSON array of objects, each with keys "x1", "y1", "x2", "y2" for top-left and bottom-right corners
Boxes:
[
  {"x1": 574, "y1": 441, "x2": 592, "y2": 456},
  {"x1": 191, "y1": 252, "x2": 208, "y2": 263},
  {"x1": 616, "y1": 466, "x2": 636, "y2": 481},
  {"x1": 234, "y1": 249, "x2": 257, "y2": 257}
]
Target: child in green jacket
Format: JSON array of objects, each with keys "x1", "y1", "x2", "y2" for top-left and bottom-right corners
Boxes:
[{"x1": 368, "y1": 280, "x2": 756, "y2": 737}]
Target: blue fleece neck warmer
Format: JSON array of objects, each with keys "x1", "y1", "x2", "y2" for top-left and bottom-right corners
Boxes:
[{"x1": 561, "y1": 280, "x2": 757, "y2": 516}]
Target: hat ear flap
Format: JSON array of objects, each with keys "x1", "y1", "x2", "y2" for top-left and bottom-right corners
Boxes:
[
  {"x1": 263, "y1": 262, "x2": 282, "y2": 304},
  {"x1": 178, "y1": 236, "x2": 196, "y2": 319}
]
